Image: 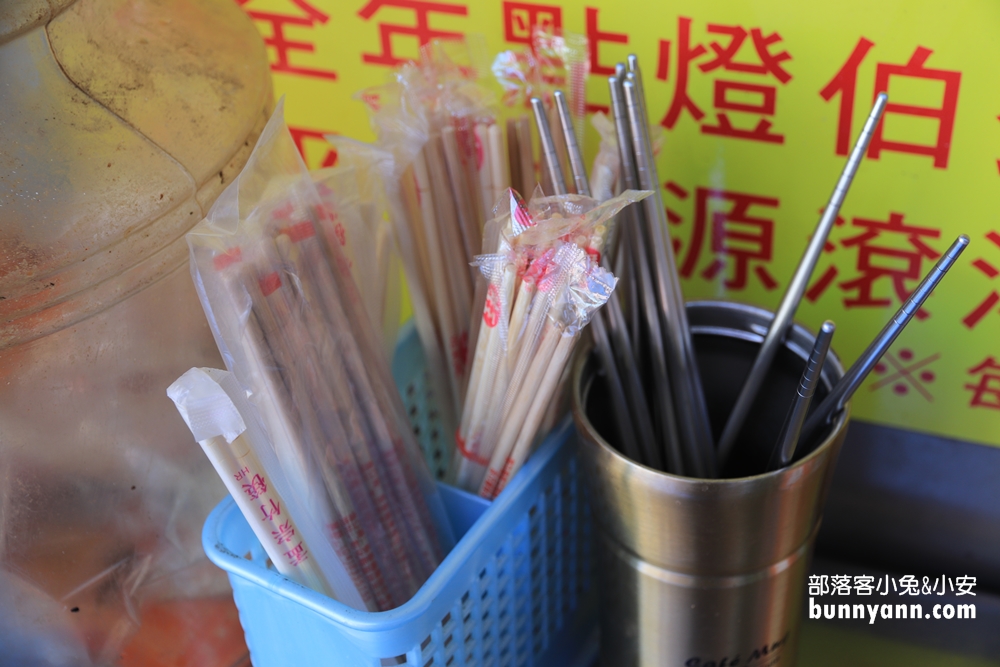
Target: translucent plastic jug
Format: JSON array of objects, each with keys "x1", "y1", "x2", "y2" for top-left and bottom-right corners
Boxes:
[{"x1": 0, "y1": 0, "x2": 272, "y2": 662}]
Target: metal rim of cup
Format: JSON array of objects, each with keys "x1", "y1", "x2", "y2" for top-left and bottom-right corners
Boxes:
[{"x1": 572, "y1": 299, "x2": 851, "y2": 486}]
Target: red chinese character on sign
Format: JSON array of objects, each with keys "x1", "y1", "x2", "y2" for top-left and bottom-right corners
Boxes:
[
  {"x1": 838, "y1": 213, "x2": 941, "y2": 317},
  {"x1": 237, "y1": 0, "x2": 337, "y2": 81},
  {"x1": 284, "y1": 542, "x2": 309, "y2": 566},
  {"x1": 820, "y1": 39, "x2": 961, "y2": 168},
  {"x1": 357, "y1": 0, "x2": 468, "y2": 68},
  {"x1": 963, "y1": 231, "x2": 1000, "y2": 329},
  {"x1": 502, "y1": 2, "x2": 561, "y2": 47},
  {"x1": 260, "y1": 498, "x2": 281, "y2": 522},
  {"x1": 965, "y1": 357, "x2": 1000, "y2": 410},
  {"x1": 288, "y1": 127, "x2": 338, "y2": 169},
  {"x1": 586, "y1": 8, "x2": 628, "y2": 76},
  {"x1": 670, "y1": 182, "x2": 780, "y2": 290},
  {"x1": 807, "y1": 212, "x2": 942, "y2": 319},
  {"x1": 658, "y1": 17, "x2": 792, "y2": 144},
  {"x1": 242, "y1": 474, "x2": 267, "y2": 501},
  {"x1": 271, "y1": 520, "x2": 296, "y2": 545}
]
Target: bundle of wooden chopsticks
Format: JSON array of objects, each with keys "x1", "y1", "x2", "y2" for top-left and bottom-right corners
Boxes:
[
  {"x1": 358, "y1": 38, "x2": 592, "y2": 480},
  {"x1": 187, "y1": 104, "x2": 454, "y2": 610}
]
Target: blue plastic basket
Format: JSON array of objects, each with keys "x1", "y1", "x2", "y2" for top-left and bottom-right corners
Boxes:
[{"x1": 202, "y1": 325, "x2": 598, "y2": 666}]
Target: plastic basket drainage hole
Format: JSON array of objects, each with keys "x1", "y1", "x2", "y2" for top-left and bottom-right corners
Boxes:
[{"x1": 380, "y1": 656, "x2": 407, "y2": 666}]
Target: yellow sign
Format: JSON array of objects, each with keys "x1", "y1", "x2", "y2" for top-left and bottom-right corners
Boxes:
[{"x1": 237, "y1": 0, "x2": 1000, "y2": 448}]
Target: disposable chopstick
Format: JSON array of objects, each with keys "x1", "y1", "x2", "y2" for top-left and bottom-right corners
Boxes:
[
  {"x1": 412, "y1": 151, "x2": 465, "y2": 404},
  {"x1": 480, "y1": 317, "x2": 563, "y2": 497},
  {"x1": 400, "y1": 166, "x2": 440, "y2": 322},
  {"x1": 475, "y1": 123, "x2": 494, "y2": 218},
  {"x1": 198, "y1": 420, "x2": 340, "y2": 596},
  {"x1": 517, "y1": 116, "x2": 535, "y2": 196},
  {"x1": 767, "y1": 321, "x2": 834, "y2": 472},
  {"x1": 254, "y1": 249, "x2": 420, "y2": 598},
  {"x1": 424, "y1": 138, "x2": 473, "y2": 332},
  {"x1": 454, "y1": 214, "x2": 519, "y2": 489},
  {"x1": 441, "y1": 125, "x2": 483, "y2": 274},
  {"x1": 244, "y1": 261, "x2": 395, "y2": 609},
  {"x1": 288, "y1": 226, "x2": 445, "y2": 575},
  {"x1": 488, "y1": 123, "x2": 508, "y2": 208},
  {"x1": 799, "y1": 235, "x2": 969, "y2": 449},
  {"x1": 716, "y1": 94, "x2": 889, "y2": 468},
  {"x1": 477, "y1": 245, "x2": 581, "y2": 495},
  {"x1": 488, "y1": 328, "x2": 575, "y2": 497}
]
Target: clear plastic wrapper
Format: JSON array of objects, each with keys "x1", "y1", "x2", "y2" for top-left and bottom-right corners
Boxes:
[
  {"x1": 493, "y1": 28, "x2": 589, "y2": 196},
  {"x1": 452, "y1": 188, "x2": 651, "y2": 496},
  {"x1": 589, "y1": 112, "x2": 621, "y2": 203},
  {"x1": 327, "y1": 135, "x2": 460, "y2": 465},
  {"x1": 311, "y1": 166, "x2": 402, "y2": 364},
  {"x1": 360, "y1": 38, "x2": 500, "y2": 439},
  {"x1": 168, "y1": 367, "x2": 365, "y2": 607},
  {"x1": 186, "y1": 100, "x2": 454, "y2": 611}
]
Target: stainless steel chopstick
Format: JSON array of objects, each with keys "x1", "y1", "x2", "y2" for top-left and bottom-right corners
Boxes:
[
  {"x1": 716, "y1": 93, "x2": 889, "y2": 467},
  {"x1": 768, "y1": 321, "x2": 835, "y2": 472},
  {"x1": 799, "y1": 235, "x2": 969, "y2": 448}
]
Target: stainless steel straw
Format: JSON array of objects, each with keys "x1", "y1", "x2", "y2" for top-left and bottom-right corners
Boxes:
[
  {"x1": 768, "y1": 321, "x2": 834, "y2": 471},
  {"x1": 624, "y1": 61, "x2": 715, "y2": 478},
  {"x1": 716, "y1": 93, "x2": 889, "y2": 467},
  {"x1": 799, "y1": 234, "x2": 969, "y2": 448}
]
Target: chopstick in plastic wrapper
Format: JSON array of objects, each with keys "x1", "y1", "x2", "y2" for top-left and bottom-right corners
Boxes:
[
  {"x1": 327, "y1": 135, "x2": 460, "y2": 459},
  {"x1": 311, "y1": 164, "x2": 402, "y2": 364},
  {"x1": 357, "y1": 38, "x2": 501, "y2": 435},
  {"x1": 452, "y1": 188, "x2": 651, "y2": 497},
  {"x1": 185, "y1": 100, "x2": 454, "y2": 611},
  {"x1": 168, "y1": 367, "x2": 368, "y2": 608}
]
